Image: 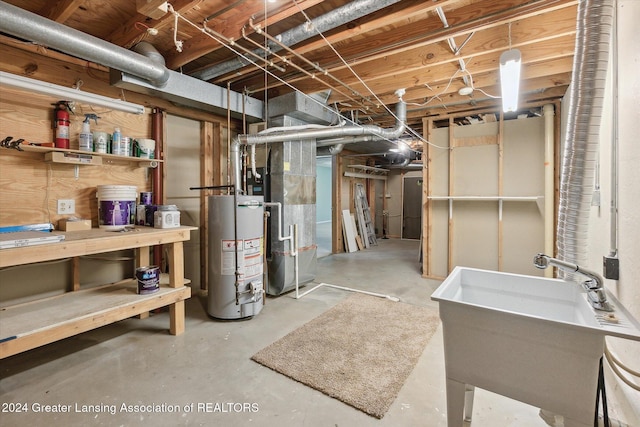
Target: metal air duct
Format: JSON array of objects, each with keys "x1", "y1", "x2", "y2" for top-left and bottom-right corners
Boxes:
[
  {"x1": 231, "y1": 101, "x2": 406, "y2": 192},
  {"x1": 557, "y1": 0, "x2": 613, "y2": 275},
  {"x1": 0, "y1": 2, "x2": 264, "y2": 120},
  {"x1": 0, "y1": 1, "x2": 169, "y2": 87},
  {"x1": 191, "y1": 0, "x2": 402, "y2": 81}
]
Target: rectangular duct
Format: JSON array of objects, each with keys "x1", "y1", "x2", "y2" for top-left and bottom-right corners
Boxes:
[{"x1": 110, "y1": 69, "x2": 263, "y2": 121}]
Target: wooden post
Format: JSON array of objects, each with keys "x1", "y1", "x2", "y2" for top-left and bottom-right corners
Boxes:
[
  {"x1": 498, "y1": 110, "x2": 504, "y2": 271},
  {"x1": 201, "y1": 121, "x2": 215, "y2": 290},
  {"x1": 422, "y1": 118, "x2": 433, "y2": 277}
]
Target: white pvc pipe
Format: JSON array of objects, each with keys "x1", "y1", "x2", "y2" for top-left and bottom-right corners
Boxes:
[
  {"x1": 543, "y1": 103, "x2": 555, "y2": 277},
  {"x1": 263, "y1": 202, "x2": 291, "y2": 243},
  {"x1": 294, "y1": 282, "x2": 400, "y2": 302}
]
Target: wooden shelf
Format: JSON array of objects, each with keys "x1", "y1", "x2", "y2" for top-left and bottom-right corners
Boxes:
[
  {"x1": 0, "y1": 226, "x2": 197, "y2": 358},
  {"x1": 0, "y1": 226, "x2": 195, "y2": 268},
  {"x1": 345, "y1": 165, "x2": 390, "y2": 180},
  {"x1": 1, "y1": 145, "x2": 161, "y2": 168},
  {"x1": 427, "y1": 196, "x2": 542, "y2": 202},
  {"x1": 0, "y1": 276, "x2": 191, "y2": 359}
]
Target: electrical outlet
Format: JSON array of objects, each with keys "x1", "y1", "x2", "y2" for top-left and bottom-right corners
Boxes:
[{"x1": 57, "y1": 199, "x2": 75, "y2": 214}]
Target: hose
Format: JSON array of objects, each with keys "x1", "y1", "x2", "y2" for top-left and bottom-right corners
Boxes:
[{"x1": 604, "y1": 342, "x2": 640, "y2": 391}]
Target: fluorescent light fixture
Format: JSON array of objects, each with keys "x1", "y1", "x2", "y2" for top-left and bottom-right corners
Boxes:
[
  {"x1": 499, "y1": 48, "x2": 521, "y2": 113},
  {"x1": 0, "y1": 71, "x2": 145, "y2": 114}
]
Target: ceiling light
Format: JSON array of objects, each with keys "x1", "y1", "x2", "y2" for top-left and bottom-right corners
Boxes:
[
  {"x1": 499, "y1": 48, "x2": 521, "y2": 113},
  {"x1": 0, "y1": 71, "x2": 145, "y2": 114}
]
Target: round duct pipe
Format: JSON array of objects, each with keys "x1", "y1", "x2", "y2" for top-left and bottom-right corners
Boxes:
[
  {"x1": 0, "y1": 2, "x2": 170, "y2": 87},
  {"x1": 556, "y1": 0, "x2": 613, "y2": 276}
]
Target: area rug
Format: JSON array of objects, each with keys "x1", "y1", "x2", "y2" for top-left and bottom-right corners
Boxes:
[{"x1": 251, "y1": 293, "x2": 440, "y2": 418}]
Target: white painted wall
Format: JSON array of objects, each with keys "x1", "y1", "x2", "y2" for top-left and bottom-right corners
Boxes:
[{"x1": 586, "y1": 1, "x2": 640, "y2": 422}]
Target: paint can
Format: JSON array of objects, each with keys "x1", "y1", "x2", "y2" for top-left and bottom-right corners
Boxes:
[
  {"x1": 93, "y1": 131, "x2": 110, "y2": 154},
  {"x1": 134, "y1": 138, "x2": 155, "y2": 158},
  {"x1": 96, "y1": 185, "x2": 137, "y2": 229},
  {"x1": 136, "y1": 266, "x2": 160, "y2": 294},
  {"x1": 140, "y1": 191, "x2": 153, "y2": 205}
]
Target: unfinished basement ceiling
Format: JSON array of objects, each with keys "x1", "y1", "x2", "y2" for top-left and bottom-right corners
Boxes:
[{"x1": 1, "y1": 0, "x2": 577, "y2": 136}]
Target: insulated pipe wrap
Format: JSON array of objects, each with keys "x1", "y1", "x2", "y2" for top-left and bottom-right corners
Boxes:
[
  {"x1": 557, "y1": 0, "x2": 613, "y2": 277},
  {"x1": 0, "y1": 1, "x2": 170, "y2": 87}
]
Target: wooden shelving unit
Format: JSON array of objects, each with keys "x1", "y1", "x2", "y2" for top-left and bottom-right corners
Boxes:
[
  {"x1": 0, "y1": 226, "x2": 196, "y2": 359},
  {"x1": 2, "y1": 144, "x2": 161, "y2": 168}
]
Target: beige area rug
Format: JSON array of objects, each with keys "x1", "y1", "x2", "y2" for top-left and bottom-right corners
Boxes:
[{"x1": 251, "y1": 293, "x2": 440, "y2": 419}]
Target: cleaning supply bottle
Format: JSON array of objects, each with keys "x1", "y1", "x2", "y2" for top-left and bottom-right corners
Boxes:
[
  {"x1": 79, "y1": 114, "x2": 99, "y2": 152},
  {"x1": 112, "y1": 127, "x2": 122, "y2": 155}
]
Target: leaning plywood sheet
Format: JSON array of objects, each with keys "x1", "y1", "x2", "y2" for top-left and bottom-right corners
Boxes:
[{"x1": 341, "y1": 209, "x2": 358, "y2": 253}]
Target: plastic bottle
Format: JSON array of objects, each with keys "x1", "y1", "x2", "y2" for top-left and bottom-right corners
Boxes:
[
  {"x1": 112, "y1": 127, "x2": 122, "y2": 155},
  {"x1": 79, "y1": 114, "x2": 95, "y2": 151}
]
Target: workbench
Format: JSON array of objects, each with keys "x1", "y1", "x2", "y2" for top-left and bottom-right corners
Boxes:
[{"x1": 0, "y1": 226, "x2": 196, "y2": 359}]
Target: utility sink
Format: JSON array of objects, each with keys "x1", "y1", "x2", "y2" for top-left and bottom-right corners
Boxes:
[{"x1": 431, "y1": 266, "x2": 640, "y2": 427}]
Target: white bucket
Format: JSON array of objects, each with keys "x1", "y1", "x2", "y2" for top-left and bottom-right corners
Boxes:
[
  {"x1": 97, "y1": 185, "x2": 137, "y2": 230},
  {"x1": 135, "y1": 138, "x2": 155, "y2": 159}
]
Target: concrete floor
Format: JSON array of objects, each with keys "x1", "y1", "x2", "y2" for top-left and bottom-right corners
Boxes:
[{"x1": 0, "y1": 239, "x2": 610, "y2": 426}]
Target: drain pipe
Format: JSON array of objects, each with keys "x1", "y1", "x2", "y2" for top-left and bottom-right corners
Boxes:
[
  {"x1": 556, "y1": 0, "x2": 613, "y2": 275},
  {"x1": 543, "y1": 104, "x2": 555, "y2": 278},
  {"x1": 0, "y1": 1, "x2": 170, "y2": 87}
]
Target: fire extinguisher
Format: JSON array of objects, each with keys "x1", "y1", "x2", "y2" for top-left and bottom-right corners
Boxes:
[{"x1": 53, "y1": 101, "x2": 70, "y2": 149}]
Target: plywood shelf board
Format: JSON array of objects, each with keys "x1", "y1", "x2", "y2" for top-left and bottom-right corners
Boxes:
[
  {"x1": 0, "y1": 280, "x2": 191, "y2": 358},
  {"x1": 428, "y1": 196, "x2": 542, "y2": 201},
  {"x1": 0, "y1": 280, "x2": 188, "y2": 337},
  {"x1": 5, "y1": 144, "x2": 163, "y2": 164},
  {"x1": 0, "y1": 226, "x2": 197, "y2": 268}
]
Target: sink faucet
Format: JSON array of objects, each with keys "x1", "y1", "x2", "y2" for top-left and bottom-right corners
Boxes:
[{"x1": 533, "y1": 253, "x2": 613, "y2": 312}]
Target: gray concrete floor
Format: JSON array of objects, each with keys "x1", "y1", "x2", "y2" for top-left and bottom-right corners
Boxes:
[{"x1": 0, "y1": 239, "x2": 589, "y2": 426}]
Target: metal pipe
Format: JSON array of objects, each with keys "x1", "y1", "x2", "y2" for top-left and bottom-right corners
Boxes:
[
  {"x1": 0, "y1": 1, "x2": 170, "y2": 87},
  {"x1": 191, "y1": 0, "x2": 402, "y2": 81},
  {"x1": 231, "y1": 101, "x2": 406, "y2": 193},
  {"x1": 533, "y1": 253, "x2": 612, "y2": 311},
  {"x1": 543, "y1": 104, "x2": 555, "y2": 278},
  {"x1": 240, "y1": 101, "x2": 406, "y2": 145},
  {"x1": 609, "y1": 2, "x2": 619, "y2": 258}
]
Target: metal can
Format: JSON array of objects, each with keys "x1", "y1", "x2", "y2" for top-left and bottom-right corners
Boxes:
[{"x1": 135, "y1": 266, "x2": 160, "y2": 294}]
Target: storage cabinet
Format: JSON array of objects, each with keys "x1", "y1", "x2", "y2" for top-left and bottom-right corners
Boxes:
[{"x1": 0, "y1": 226, "x2": 196, "y2": 359}]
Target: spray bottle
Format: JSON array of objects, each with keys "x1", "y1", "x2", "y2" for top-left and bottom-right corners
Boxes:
[{"x1": 79, "y1": 114, "x2": 100, "y2": 152}]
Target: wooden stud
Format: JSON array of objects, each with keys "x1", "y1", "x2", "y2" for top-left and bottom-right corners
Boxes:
[
  {"x1": 201, "y1": 121, "x2": 215, "y2": 290},
  {"x1": 498, "y1": 110, "x2": 505, "y2": 271}
]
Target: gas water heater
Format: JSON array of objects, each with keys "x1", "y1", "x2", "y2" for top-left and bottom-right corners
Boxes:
[{"x1": 207, "y1": 194, "x2": 264, "y2": 319}]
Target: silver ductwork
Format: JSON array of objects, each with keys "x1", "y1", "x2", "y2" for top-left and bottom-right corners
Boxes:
[
  {"x1": 0, "y1": 1, "x2": 264, "y2": 120},
  {"x1": 0, "y1": 1, "x2": 170, "y2": 87},
  {"x1": 232, "y1": 101, "x2": 406, "y2": 192},
  {"x1": 316, "y1": 144, "x2": 345, "y2": 156},
  {"x1": 191, "y1": 0, "x2": 402, "y2": 81},
  {"x1": 557, "y1": 0, "x2": 613, "y2": 276}
]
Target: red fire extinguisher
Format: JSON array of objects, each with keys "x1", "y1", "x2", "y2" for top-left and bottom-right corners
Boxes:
[{"x1": 53, "y1": 101, "x2": 70, "y2": 149}]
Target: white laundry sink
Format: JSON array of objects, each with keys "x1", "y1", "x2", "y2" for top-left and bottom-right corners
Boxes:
[{"x1": 431, "y1": 266, "x2": 640, "y2": 427}]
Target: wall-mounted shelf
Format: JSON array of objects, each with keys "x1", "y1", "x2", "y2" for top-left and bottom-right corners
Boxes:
[
  {"x1": 2, "y1": 144, "x2": 161, "y2": 168},
  {"x1": 427, "y1": 195, "x2": 545, "y2": 218},
  {"x1": 345, "y1": 164, "x2": 390, "y2": 180},
  {"x1": 427, "y1": 196, "x2": 542, "y2": 202}
]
